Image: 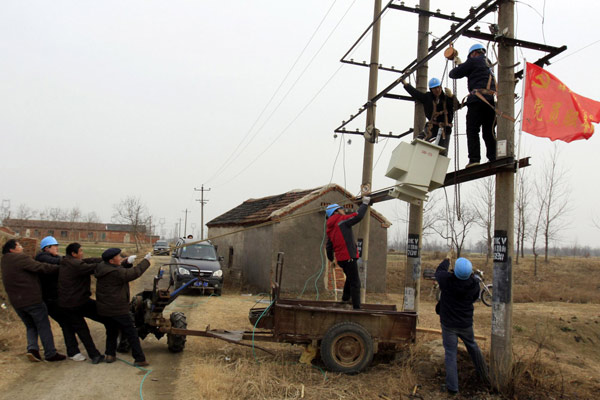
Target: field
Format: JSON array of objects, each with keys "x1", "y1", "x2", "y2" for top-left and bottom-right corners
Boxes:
[{"x1": 0, "y1": 251, "x2": 598, "y2": 399}]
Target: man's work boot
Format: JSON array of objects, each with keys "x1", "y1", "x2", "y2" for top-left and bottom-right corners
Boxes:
[
  {"x1": 105, "y1": 355, "x2": 116, "y2": 363},
  {"x1": 46, "y1": 353, "x2": 67, "y2": 362},
  {"x1": 91, "y1": 354, "x2": 105, "y2": 364},
  {"x1": 26, "y1": 349, "x2": 42, "y2": 362},
  {"x1": 465, "y1": 161, "x2": 480, "y2": 168},
  {"x1": 134, "y1": 360, "x2": 149, "y2": 367}
]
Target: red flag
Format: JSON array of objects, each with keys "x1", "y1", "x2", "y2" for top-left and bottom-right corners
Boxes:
[{"x1": 522, "y1": 62, "x2": 600, "y2": 142}]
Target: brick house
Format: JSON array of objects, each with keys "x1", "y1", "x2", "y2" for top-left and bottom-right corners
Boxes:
[
  {"x1": 206, "y1": 184, "x2": 391, "y2": 294},
  {"x1": 2, "y1": 219, "x2": 157, "y2": 244}
]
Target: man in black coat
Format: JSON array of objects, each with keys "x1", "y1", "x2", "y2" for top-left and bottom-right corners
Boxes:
[
  {"x1": 402, "y1": 77, "x2": 458, "y2": 156},
  {"x1": 95, "y1": 248, "x2": 152, "y2": 366},
  {"x1": 59, "y1": 242, "x2": 107, "y2": 364},
  {"x1": 436, "y1": 256, "x2": 489, "y2": 395},
  {"x1": 1, "y1": 239, "x2": 66, "y2": 362},
  {"x1": 449, "y1": 43, "x2": 497, "y2": 168},
  {"x1": 35, "y1": 236, "x2": 83, "y2": 361}
]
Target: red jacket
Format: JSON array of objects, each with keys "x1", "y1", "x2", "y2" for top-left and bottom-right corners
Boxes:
[{"x1": 326, "y1": 204, "x2": 368, "y2": 262}]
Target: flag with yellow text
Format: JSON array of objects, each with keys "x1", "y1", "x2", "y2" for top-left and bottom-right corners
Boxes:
[{"x1": 522, "y1": 62, "x2": 600, "y2": 142}]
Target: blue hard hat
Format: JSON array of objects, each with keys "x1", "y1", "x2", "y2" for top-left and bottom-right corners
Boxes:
[
  {"x1": 428, "y1": 77, "x2": 441, "y2": 89},
  {"x1": 326, "y1": 204, "x2": 342, "y2": 218},
  {"x1": 40, "y1": 236, "x2": 59, "y2": 250},
  {"x1": 454, "y1": 257, "x2": 473, "y2": 280},
  {"x1": 468, "y1": 43, "x2": 486, "y2": 56}
]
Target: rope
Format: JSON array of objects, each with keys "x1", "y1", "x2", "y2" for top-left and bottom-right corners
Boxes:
[
  {"x1": 117, "y1": 357, "x2": 152, "y2": 400},
  {"x1": 451, "y1": 57, "x2": 462, "y2": 221}
]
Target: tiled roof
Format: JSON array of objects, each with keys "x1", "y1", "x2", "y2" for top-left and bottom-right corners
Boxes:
[{"x1": 207, "y1": 184, "x2": 390, "y2": 228}]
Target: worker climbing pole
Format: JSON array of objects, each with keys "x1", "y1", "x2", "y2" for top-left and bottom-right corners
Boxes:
[{"x1": 403, "y1": 0, "x2": 429, "y2": 313}]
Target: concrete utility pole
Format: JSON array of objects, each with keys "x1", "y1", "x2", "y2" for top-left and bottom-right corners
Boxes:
[
  {"x1": 194, "y1": 185, "x2": 211, "y2": 240},
  {"x1": 182, "y1": 209, "x2": 190, "y2": 237},
  {"x1": 357, "y1": 0, "x2": 382, "y2": 304},
  {"x1": 403, "y1": 0, "x2": 429, "y2": 313},
  {"x1": 491, "y1": 0, "x2": 515, "y2": 390}
]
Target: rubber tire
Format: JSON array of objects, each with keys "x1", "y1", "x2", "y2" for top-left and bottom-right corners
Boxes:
[
  {"x1": 167, "y1": 312, "x2": 187, "y2": 353},
  {"x1": 480, "y1": 284, "x2": 493, "y2": 307},
  {"x1": 320, "y1": 322, "x2": 374, "y2": 374},
  {"x1": 214, "y1": 288, "x2": 222, "y2": 296}
]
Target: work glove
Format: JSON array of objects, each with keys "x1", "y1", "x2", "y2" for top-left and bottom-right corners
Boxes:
[
  {"x1": 362, "y1": 196, "x2": 371, "y2": 205},
  {"x1": 444, "y1": 88, "x2": 453, "y2": 98},
  {"x1": 144, "y1": 253, "x2": 152, "y2": 260},
  {"x1": 454, "y1": 56, "x2": 462, "y2": 65},
  {"x1": 127, "y1": 255, "x2": 137, "y2": 264}
]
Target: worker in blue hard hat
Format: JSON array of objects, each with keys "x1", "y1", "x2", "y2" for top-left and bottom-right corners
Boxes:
[
  {"x1": 35, "y1": 236, "x2": 85, "y2": 361},
  {"x1": 325, "y1": 196, "x2": 370, "y2": 309},
  {"x1": 449, "y1": 43, "x2": 497, "y2": 168},
  {"x1": 401, "y1": 76, "x2": 459, "y2": 156},
  {"x1": 435, "y1": 256, "x2": 489, "y2": 395}
]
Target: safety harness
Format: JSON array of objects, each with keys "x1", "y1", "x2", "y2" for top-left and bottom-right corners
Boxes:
[{"x1": 466, "y1": 73, "x2": 516, "y2": 122}]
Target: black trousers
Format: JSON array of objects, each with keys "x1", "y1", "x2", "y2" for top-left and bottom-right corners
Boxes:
[
  {"x1": 466, "y1": 101, "x2": 496, "y2": 163},
  {"x1": 104, "y1": 314, "x2": 145, "y2": 362},
  {"x1": 45, "y1": 299, "x2": 81, "y2": 357},
  {"x1": 337, "y1": 259, "x2": 361, "y2": 309},
  {"x1": 63, "y1": 300, "x2": 105, "y2": 359}
]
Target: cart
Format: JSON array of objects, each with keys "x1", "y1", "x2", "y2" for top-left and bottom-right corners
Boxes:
[{"x1": 135, "y1": 253, "x2": 417, "y2": 374}]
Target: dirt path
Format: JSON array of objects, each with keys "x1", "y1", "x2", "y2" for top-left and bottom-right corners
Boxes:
[{"x1": 0, "y1": 255, "x2": 191, "y2": 400}]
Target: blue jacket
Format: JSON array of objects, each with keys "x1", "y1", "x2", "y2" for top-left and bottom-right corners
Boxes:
[
  {"x1": 435, "y1": 259, "x2": 480, "y2": 329},
  {"x1": 449, "y1": 54, "x2": 496, "y2": 105}
]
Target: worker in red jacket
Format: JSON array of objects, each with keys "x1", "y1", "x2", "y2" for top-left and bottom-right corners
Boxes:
[{"x1": 325, "y1": 196, "x2": 370, "y2": 309}]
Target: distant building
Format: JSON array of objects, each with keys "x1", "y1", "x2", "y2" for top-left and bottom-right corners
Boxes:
[
  {"x1": 206, "y1": 184, "x2": 391, "y2": 294},
  {"x1": 3, "y1": 219, "x2": 158, "y2": 244}
]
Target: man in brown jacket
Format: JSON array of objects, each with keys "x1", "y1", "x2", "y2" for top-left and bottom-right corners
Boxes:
[
  {"x1": 1, "y1": 239, "x2": 66, "y2": 362},
  {"x1": 95, "y1": 247, "x2": 152, "y2": 366}
]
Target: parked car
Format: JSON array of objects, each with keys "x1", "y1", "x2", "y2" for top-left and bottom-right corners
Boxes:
[
  {"x1": 153, "y1": 240, "x2": 170, "y2": 255},
  {"x1": 169, "y1": 238, "x2": 223, "y2": 295}
]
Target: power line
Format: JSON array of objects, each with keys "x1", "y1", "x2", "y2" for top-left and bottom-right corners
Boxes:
[
  {"x1": 213, "y1": 0, "x2": 358, "y2": 187},
  {"x1": 215, "y1": 64, "x2": 346, "y2": 188},
  {"x1": 204, "y1": 1, "x2": 340, "y2": 185}
]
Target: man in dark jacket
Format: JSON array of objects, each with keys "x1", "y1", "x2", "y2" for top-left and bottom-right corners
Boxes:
[
  {"x1": 325, "y1": 196, "x2": 370, "y2": 309},
  {"x1": 1, "y1": 239, "x2": 66, "y2": 362},
  {"x1": 402, "y1": 77, "x2": 458, "y2": 155},
  {"x1": 58, "y1": 242, "x2": 107, "y2": 364},
  {"x1": 449, "y1": 43, "x2": 497, "y2": 168},
  {"x1": 435, "y1": 257, "x2": 489, "y2": 395},
  {"x1": 35, "y1": 236, "x2": 83, "y2": 361},
  {"x1": 95, "y1": 247, "x2": 152, "y2": 366}
]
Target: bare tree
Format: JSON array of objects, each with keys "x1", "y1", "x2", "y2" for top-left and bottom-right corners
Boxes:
[
  {"x1": 530, "y1": 191, "x2": 545, "y2": 276},
  {"x1": 538, "y1": 146, "x2": 571, "y2": 262},
  {"x1": 431, "y1": 199, "x2": 478, "y2": 258},
  {"x1": 84, "y1": 212, "x2": 101, "y2": 223},
  {"x1": 515, "y1": 169, "x2": 532, "y2": 264},
  {"x1": 39, "y1": 207, "x2": 68, "y2": 221},
  {"x1": 16, "y1": 204, "x2": 37, "y2": 220},
  {"x1": 68, "y1": 207, "x2": 82, "y2": 223},
  {"x1": 113, "y1": 197, "x2": 150, "y2": 252},
  {"x1": 472, "y1": 177, "x2": 494, "y2": 265}
]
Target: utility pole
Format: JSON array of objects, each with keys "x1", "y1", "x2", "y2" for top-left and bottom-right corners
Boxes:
[
  {"x1": 491, "y1": 0, "x2": 515, "y2": 390},
  {"x1": 178, "y1": 218, "x2": 182, "y2": 238},
  {"x1": 357, "y1": 0, "x2": 382, "y2": 304},
  {"x1": 404, "y1": 0, "x2": 429, "y2": 313},
  {"x1": 194, "y1": 185, "x2": 211, "y2": 240},
  {"x1": 182, "y1": 209, "x2": 190, "y2": 237}
]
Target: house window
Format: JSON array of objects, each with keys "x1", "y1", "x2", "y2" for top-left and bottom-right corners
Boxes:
[
  {"x1": 61, "y1": 231, "x2": 68, "y2": 238},
  {"x1": 47, "y1": 230, "x2": 54, "y2": 235},
  {"x1": 101, "y1": 233, "x2": 106, "y2": 240},
  {"x1": 88, "y1": 232, "x2": 94, "y2": 239},
  {"x1": 34, "y1": 230, "x2": 40, "y2": 237}
]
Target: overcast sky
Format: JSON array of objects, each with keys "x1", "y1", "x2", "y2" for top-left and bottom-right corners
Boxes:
[{"x1": 1, "y1": 1, "x2": 599, "y2": 248}]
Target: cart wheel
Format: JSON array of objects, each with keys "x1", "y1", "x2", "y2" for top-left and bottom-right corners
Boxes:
[
  {"x1": 167, "y1": 312, "x2": 187, "y2": 353},
  {"x1": 320, "y1": 322, "x2": 374, "y2": 374}
]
